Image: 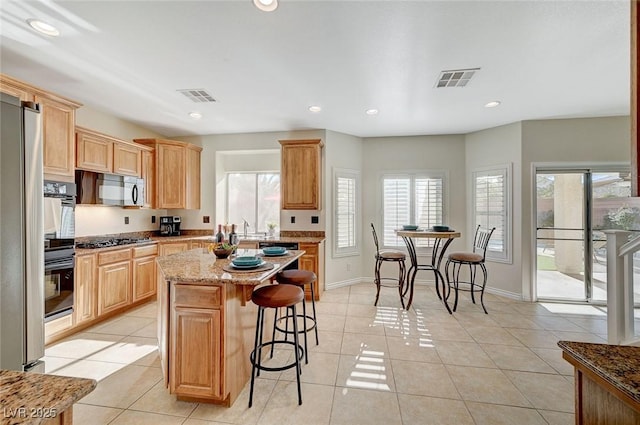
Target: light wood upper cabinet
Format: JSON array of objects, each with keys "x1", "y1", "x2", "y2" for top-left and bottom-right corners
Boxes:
[
  {"x1": 37, "y1": 95, "x2": 78, "y2": 179},
  {"x1": 141, "y1": 149, "x2": 155, "y2": 208},
  {"x1": 113, "y1": 143, "x2": 142, "y2": 176},
  {"x1": 76, "y1": 126, "x2": 142, "y2": 177},
  {"x1": 279, "y1": 139, "x2": 323, "y2": 210},
  {"x1": 76, "y1": 128, "x2": 113, "y2": 172},
  {"x1": 0, "y1": 75, "x2": 81, "y2": 181},
  {"x1": 135, "y1": 138, "x2": 202, "y2": 209}
]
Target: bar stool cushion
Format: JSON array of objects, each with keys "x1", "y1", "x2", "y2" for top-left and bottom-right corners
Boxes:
[
  {"x1": 377, "y1": 250, "x2": 406, "y2": 260},
  {"x1": 448, "y1": 252, "x2": 483, "y2": 263},
  {"x1": 252, "y1": 284, "x2": 304, "y2": 308},
  {"x1": 276, "y1": 269, "x2": 317, "y2": 287}
]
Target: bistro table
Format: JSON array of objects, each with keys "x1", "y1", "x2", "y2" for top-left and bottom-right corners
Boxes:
[{"x1": 395, "y1": 229, "x2": 461, "y2": 312}]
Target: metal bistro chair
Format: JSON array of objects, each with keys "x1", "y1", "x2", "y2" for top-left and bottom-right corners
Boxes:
[
  {"x1": 445, "y1": 225, "x2": 495, "y2": 314},
  {"x1": 371, "y1": 223, "x2": 406, "y2": 308}
]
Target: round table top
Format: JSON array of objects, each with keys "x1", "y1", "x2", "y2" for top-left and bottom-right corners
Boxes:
[{"x1": 395, "y1": 229, "x2": 461, "y2": 238}]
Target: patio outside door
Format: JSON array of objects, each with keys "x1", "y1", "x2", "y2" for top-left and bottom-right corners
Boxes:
[{"x1": 535, "y1": 169, "x2": 631, "y2": 302}]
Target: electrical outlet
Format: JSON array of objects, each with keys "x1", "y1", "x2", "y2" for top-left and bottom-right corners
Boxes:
[
  {"x1": 311, "y1": 215, "x2": 319, "y2": 224},
  {"x1": 124, "y1": 216, "x2": 129, "y2": 225},
  {"x1": 291, "y1": 216, "x2": 296, "y2": 224},
  {"x1": 151, "y1": 215, "x2": 156, "y2": 224},
  {"x1": 203, "y1": 216, "x2": 210, "y2": 223}
]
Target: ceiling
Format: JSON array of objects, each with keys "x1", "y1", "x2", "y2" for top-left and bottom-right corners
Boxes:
[{"x1": 0, "y1": 1, "x2": 630, "y2": 138}]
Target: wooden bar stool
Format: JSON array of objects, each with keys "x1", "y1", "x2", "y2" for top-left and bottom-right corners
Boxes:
[
  {"x1": 271, "y1": 269, "x2": 319, "y2": 364},
  {"x1": 249, "y1": 284, "x2": 304, "y2": 407}
]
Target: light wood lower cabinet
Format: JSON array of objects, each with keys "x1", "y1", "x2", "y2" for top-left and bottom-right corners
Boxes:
[
  {"x1": 159, "y1": 242, "x2": 190, "y2": 256},
  {"x1": 299, "y1": 242, "x2": 324, "y2": 301},
  {"x1": 132, "y1": 244, "x2": 158, "y2": 302},
  {"x1": 75, "y1": 254, "x2": 97, "y2": 325},
  {"x1": 171, "y1": 306, "x2": 222, "y2": 398},
  {"x1": 98, "y1": 260, "x2": 131, "y2": 316}
]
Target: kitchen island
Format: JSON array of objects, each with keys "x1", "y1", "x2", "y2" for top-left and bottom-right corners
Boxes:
[
  {"x1": 155, "y1": 248, "x2": 304, "y2": 406},
  {"x1": 559, "y1": 341, "x2": 640, "y2": 425}
]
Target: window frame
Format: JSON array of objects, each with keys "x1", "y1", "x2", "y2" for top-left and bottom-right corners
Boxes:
[
  {"x1": 333, "y1": 168, "x2": 360, "y2": 257},
  {"x1": 471, "y1": 163, "x2": 512, "y2": 264},
  {"x1": 225, "y1": 170, "x2": 280, "y2": 233},
  {"x1": 380, "y1": 170, "x2": 448, "y2": 249}
]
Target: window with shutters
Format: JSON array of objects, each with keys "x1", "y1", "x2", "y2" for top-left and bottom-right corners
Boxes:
[
  {"x1": 382, "y1": 172, "x2": 446, "y2": 248},
  {"x1": 472, "y1": 164, "x2": 511, "y2": 263},
  {"x1": 334, "y1": 169, "x2": 359, "y2": 256}
]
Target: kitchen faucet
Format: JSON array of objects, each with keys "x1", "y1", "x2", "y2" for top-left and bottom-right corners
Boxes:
[{"x1": 242, "y1": 218, "x2": 250, "y2": 237}]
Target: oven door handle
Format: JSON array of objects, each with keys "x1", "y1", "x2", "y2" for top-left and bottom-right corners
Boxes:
[{"x1": 45, "y1": 259, "x2": 75, "y2": 271}]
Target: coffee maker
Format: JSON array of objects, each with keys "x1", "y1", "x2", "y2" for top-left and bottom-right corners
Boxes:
[{"x1": 159, "y1": 216, "x2": 181, "y2": 236}]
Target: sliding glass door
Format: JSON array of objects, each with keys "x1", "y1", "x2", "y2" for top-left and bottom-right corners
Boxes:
[{"x1": 535, "y1": 168, "x2": 631, "y2": 302}]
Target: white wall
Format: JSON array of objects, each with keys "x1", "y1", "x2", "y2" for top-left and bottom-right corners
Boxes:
[
  {"x1": 465, "y1": 122, "x2": 523, "y2": 298},
  {"x1": 520, "y1": 116, "x2": 631, "y2": 300},
  {"x1": 174, "y1": 130, "x2": 326, "y2": 231},
  {"x1": 361, "y1": 134, "x2": 467, "y2": 284},
  {"x1": 75, "y1": 105, "x2": 168, "y2": 237},
  {"x1": 324, "y1": 130, "x2": 364, "y2": 288}
]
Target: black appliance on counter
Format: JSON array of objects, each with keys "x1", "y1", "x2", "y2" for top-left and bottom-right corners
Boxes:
[
  {"x1": 258, "y1": 241, "x2": 299, "y2": 271},
  {"x1": 76, "y1": 170, "x2": 144, "y2": 207},
  {"x1": 43, "y1": 180, "x2": 76, "y2": 321},
  {"x1": 159, "y1": 216, "x2": 181, "y2": 236}
]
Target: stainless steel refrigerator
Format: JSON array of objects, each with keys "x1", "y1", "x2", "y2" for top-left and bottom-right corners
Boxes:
[{"x1": 0, "y1": 93, "x2": 45, "y2": 371}]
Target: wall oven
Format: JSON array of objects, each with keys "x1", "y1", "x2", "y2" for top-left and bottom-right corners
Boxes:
[{"x1": 43, "y1": 180, "x2": 76, "y2": 321}]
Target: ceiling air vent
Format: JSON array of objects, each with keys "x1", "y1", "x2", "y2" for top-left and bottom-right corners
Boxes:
[
  {"x1": 435, "y1": 68, "x2": 480, "y2": 88},
  {"x1": 177, "y1": 89, "x2": 216, "y2": 103}
]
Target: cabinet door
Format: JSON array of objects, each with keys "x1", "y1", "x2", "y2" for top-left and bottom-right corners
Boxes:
[
  {"x1": 141, "y1": 149, "x2": 155, "y2": 208},
  {"x1": 159, "y1": 242, "x2": 190, "y2": 256},
  {"x1": 75, "y1": 254, "x2": 97, "y2": 324},
  {"x1": 37, "y1": 95, "x2": 76, "y2": 178},
  {"x1": 299, "y1": 242, "x2": 320, "y2": 301},
  {"x1": 280, "y1": 140, "x2": 322, "y2": 210},
  {"x1": 186, "y1": 147, "x2": 201, "y2": 209},
  {"x1": 98, "y1": 261, "x2": 131, "y2": 316},
  {"x1": 76, "y1": 130, "x2": 113, "y2": 172},
  {"x1": 133, "y1": 256, "x2": 157, "y2": 302},
  {"x1": 114, "y1": 142, "x2": 142, "y2": 177},
  {"x1": 157, "y1": 144, "x2": 186, "y2": 208},
  {"x1": 171, "y1": 307, "x2": 222, "y2": 399}
]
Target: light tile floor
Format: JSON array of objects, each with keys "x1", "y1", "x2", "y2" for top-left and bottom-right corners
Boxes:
[{"x1": 44, "y1": 283, "x2": 613, "y2": 425}]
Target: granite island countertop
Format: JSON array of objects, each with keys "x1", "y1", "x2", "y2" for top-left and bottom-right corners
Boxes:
[
  {"x1": 0, "y1": 370, "x2": 96, "y2": 424},
  {"x1": 156, "y1": 248, "x2": 304, "y2": 285},
  {"x1": 558, "y1": 340, "x2": 640, "y2": 404}
]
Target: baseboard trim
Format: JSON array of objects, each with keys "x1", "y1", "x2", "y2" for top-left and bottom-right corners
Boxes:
[{"x1": 485, "y1": 286, "x2": 522, "y2": 300}]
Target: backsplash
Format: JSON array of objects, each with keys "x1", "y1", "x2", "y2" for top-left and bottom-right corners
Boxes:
[{"x1": 75, "y1": 206, "x2": 167, "y2": 237}]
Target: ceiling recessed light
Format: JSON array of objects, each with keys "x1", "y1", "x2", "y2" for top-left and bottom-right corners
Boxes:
[
  {"x1": 484, "y1": 101, "x2": 501, "y2": 108},
  {"x1": 365, "y1": 108, "x2": 379, "y2": 115},
  {"x1": 308, "y1": 105, "x2": 322, "y2": 113},
  {"x1": 189, "y1": 112, "x2": 202, "y2": 119},
  {"x1": 26, "y1": 19, "x2": 60, "y2": 36},
  {"x1": 253, "y1": 0, "x2": 278, "y2": 12}
]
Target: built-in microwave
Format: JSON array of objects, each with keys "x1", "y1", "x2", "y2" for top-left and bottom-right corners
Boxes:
[{"x1": 76, "y1": 171, "x2": 144, "y2": 207}]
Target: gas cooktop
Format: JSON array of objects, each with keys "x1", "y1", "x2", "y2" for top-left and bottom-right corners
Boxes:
[{"x1": 76, "y1": 237, "x2": 153, "y2": 249}]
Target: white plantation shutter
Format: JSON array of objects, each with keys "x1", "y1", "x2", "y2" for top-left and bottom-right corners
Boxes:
[
  {"x1": 473, "y1": 165, "x2": 511, "y2": 262},
  {"x1": 382, "y1": 173, "x2": 446, "y2": 248},
  {"x1": 334, "y1": 170, "x2": 359, "y2": 256},
  {"x1": 383, "y1": 177, "x2": 411, "y2": 246}
]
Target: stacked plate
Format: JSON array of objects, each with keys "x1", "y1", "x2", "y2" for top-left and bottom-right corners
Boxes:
[
  {"x1": 262, "y1": 246, "x2": 288, "y2": 256},
  {"x1": 231, "y1": 256, "x2": 265, "y2": 269},
  {"x1": 402, "y1": 225, "x2": 419, "y2": 231}
]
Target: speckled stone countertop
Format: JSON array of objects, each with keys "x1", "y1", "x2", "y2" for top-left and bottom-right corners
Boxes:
[
  {"x1": 558, "y1": 341, "x2": 640, "y2": 403},
  {"x1": 0, "y1": 370, "x2": 96, "y2": 424},
  {"x1": 75, "y1": 234, "x2": 325, "y2": 255},
  {"x1": 156, "y1": 248, "x2": 305, "y2": 285}
]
